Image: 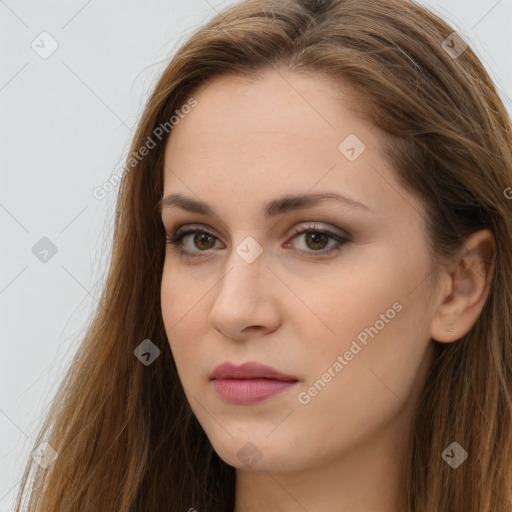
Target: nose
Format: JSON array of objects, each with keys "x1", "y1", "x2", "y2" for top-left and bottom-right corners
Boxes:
[{"x1": 207, "y1": 247, "x2": 281, "y2": 340}]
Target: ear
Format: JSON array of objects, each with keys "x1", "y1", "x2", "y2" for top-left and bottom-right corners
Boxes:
[{"x1": 430, "y1": 229, "x2": 496, "y2": 343}]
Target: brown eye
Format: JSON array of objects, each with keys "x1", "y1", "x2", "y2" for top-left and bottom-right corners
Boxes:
[
  {"x1": 303, "y1": 231, "x2": 330, "y2": 251},
  {"x1": 165, "y1": 227, "x2": 221, "y2": 258},
  {"x1": 165, "y1": 223, "x2": 350, "y2": 259},
  {"x1": 192, "y1": 232, "x2": 216, "y2": 250},
  {"x1": 287, "y1": 224, "x2": 350, "y2": 257}
]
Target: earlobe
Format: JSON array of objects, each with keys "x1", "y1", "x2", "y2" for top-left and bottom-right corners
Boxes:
[{"x1": 430, "y1": 229, "x2": 496, "y2": 344}]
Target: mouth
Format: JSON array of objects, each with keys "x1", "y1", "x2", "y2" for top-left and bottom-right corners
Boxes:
[{"x1": 209, "y1": 361, "x2": 299, "y2": 405}]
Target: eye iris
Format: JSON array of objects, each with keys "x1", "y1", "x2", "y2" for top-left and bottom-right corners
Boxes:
[
  {"x1": 194, "y1": 232, "x2": 215, "y2": 250},
  {"x1": 305, "y1": 231, "x2": 329, "y2": 250}
]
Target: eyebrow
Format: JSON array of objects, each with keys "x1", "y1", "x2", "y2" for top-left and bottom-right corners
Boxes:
[{"x1": 158, "y1": 191, "x2": 371, "y2": 217}]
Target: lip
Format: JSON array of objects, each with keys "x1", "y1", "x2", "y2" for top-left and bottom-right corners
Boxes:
[
  {"x1": 210, "y1": 361, "x2": 299, "y2": 404},
  {"x1": 210, "y1": 361, "x2": 298, "y2": 381}
]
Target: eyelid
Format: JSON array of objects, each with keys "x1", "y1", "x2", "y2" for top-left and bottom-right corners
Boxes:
[
  {"x1": 172, "y1": 223, "x2": 219, "y2": 239},
  {"x1": 290, "y1": 222, "x2": 349, "y2": 239}
]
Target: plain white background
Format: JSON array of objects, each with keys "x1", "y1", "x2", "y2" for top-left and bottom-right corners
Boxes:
[{"x1": 1, "y1": 0, "x2": 511, "y2": 510}]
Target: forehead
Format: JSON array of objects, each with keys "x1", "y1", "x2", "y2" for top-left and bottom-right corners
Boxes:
[{"x1": 162, "y1": 70, "x2": 412, "y2": 220}]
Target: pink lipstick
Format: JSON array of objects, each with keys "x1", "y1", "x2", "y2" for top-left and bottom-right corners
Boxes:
[{"x1": 209, "y1": 361, "x2": 299, "y2": 404}]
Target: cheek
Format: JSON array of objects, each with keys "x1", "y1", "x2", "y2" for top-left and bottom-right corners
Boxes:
[
  {"x1": 160, "y1": 267, "x2": 203, "y2": 375},
  {"x1": 293, "y1": 250, "x2": 432, "y2": 392},
  {"x1": 287, "y1": 264, "x2": 400, "y2": 347},
  {"x1": 160, "y1": 260, "x2": 205, "y2": 328},
  {"x1": 291, "y1": 304, "x2": 431, "y2": 459}
]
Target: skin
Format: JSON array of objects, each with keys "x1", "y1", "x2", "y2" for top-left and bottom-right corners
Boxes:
[{"x1": 160, "y1": 69, "x2": 496, "y2": 512}]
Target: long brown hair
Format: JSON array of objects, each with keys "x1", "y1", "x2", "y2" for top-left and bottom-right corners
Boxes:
[{"x1": 14, "y1": 0, "x2": 512, "y2": 510}]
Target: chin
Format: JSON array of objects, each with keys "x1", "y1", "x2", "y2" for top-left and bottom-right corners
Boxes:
[{"x1": 206, "y1": 431, "x2": 305, "y2": 472}]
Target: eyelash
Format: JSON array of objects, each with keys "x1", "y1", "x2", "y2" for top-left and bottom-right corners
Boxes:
[{"x1": 164, "y1": 224, "x2": 349, "y2": 259}]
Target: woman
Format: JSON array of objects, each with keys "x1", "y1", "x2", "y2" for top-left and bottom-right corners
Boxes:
[{"x1": 14, "y1": 0, "x2": 512, "y2": 510}]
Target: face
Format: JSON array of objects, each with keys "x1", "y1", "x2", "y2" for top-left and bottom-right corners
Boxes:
[{"x1": 160, "y1": 69, "x2": 437, "y2": 473}]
